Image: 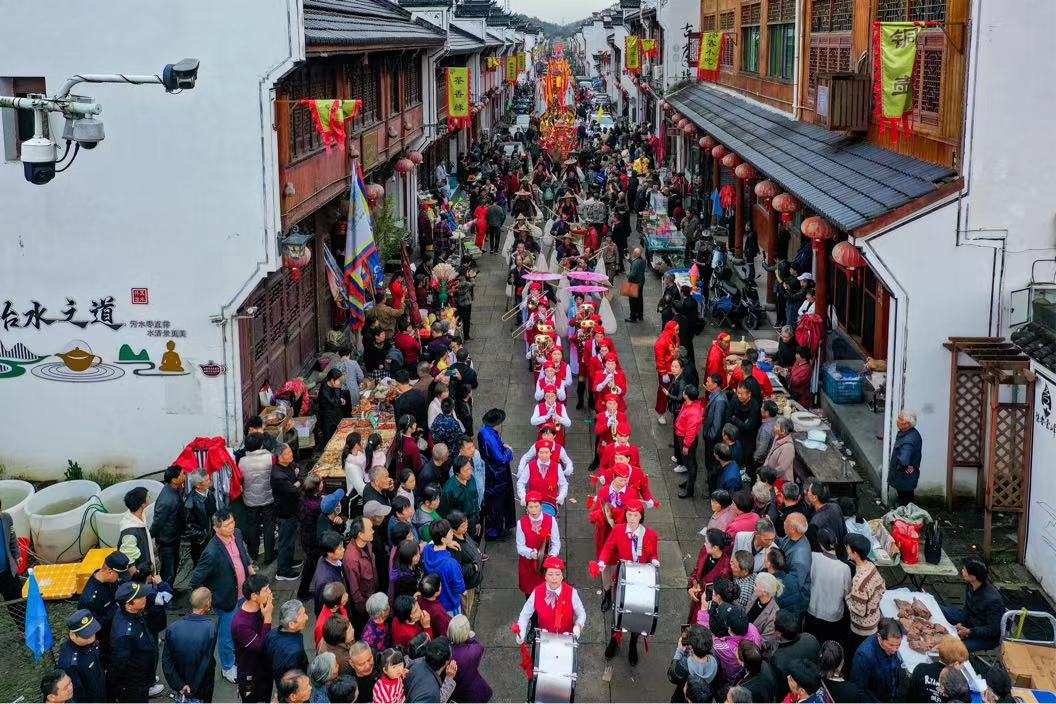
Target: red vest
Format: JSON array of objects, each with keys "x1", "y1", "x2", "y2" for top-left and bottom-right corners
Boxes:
[
  {"x1": 526, "y1": 460, "x2": 560, "y2": 505},
  {"x1": 533, "y1": 582, "x2": 575, "y2": 633},
  {"x1": 517, "y1": 514, "x2": 554, "y2": 594}
]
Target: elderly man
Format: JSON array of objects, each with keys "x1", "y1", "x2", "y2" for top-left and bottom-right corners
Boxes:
[
  {"x1": 887, "y1": 409, "x2": 923, "y2": 505},
  {"x1": 266, "y1": 600, "x2": 310, "y2": 690},
  {"x1": 184, "y1": 469, "x2": 217, "y2": 565},
  {"x1": 764, "y1": 417, "x2": 796, "y2": 483},
  {"x1": 277, "y1": 669, "x2": 312, "y2": 704},
  {"x1": 850, "y1": 618, "x2": 905, "y2": 702},
  {"x1": 779, "y1": 513, "x2": 813, "y2": 605},
  {"x1": 625, "y1": 247, "x2": 646, "y2": 322},
  {"x1": 342, "y1": 517, "x2": 377, "y2": 636},
  {"x1": 162, "y1": 587, "x2": 219, "y2": 702},
  {"x1": 362, "y1": 466, "x2": 394, "y2": 508},
  {"x1": 733, "y1": 517, "x2": 777, "y2": 573}
]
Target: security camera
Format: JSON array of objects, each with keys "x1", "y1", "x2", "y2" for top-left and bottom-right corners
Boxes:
[
  {"x1": 21, "y1": 135, "x2": 57, "y2": 185},
  {"x1": 62, "y1": 115, "x2": 105, "y2": 149},
  {"x1": 244, "y1": 306, "x2": 259, "y2": 317},
  {"x1": 162, "y1": 59, "x2": 200, "y2": 92}
]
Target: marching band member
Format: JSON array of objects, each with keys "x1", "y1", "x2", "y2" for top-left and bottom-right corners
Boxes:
[
  {"x1": 592, "y1": 498, "x2": 659, "y2": 665},
  {"x1": 578, "y1": 325, "x2": 608, "y2": 409},
  {"x1": 515, "y1": 491, "x2": 562, "y2": 596},
  {"x1": 594, "y1": 444, "x2": 655, "y2": 507},
  {"x1": 547, "y1": 347, "x2": 574, "y2": 389},
  {"x1": 535, "y1": 362, "x2": 567, "y2": 401},
  {"x1": 526, "y1": 333, "x2": 555, "y2": 373},
  {"x1": 590, "y1": 463, "x2": 642, "y2": 567},
  {"x1": 592, "y1": 353, "x2": 628, "y2": 412},
  {"x1": 592, "y1": 393, "x2": 628, "y2": 471},
  {"x1": 518, "y1": 424, "x2": 574, "y2": 479},
  {"x1": 531, "y1": 386, "x2": 572, "y2": 444},
  {"x1": 598, "y1": 424, "x2": 640, "y2": 471},
  {"x1": 515, "y1": 556, "x2": 586, "y2": 640},
  {"x1": 516, "y1": 440, "x2": 569, "y2": 508}
]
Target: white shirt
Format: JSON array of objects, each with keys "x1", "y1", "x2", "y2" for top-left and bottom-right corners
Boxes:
[
  {"x1": 427, "y1": 397, "x2": 444, "y2": 429},
  {"x1": 516, "y1": 584, "x2": 587, "y2": 639},
  {"x1": 344, "y1": 452, "x2": 367, "y2": 496},
  {"x1": 531, "y1": 402, "x2": 571, "y2": 428},
  {"x1": 733, "y1": 531, "x2": 771, "y2": 574},
  {"x1": 518, "y1": 445, "x2": 574, "y2": 478},
  {"x1": 516, "y1": 459, "x2": 569, "y2": 505},
  {"x1": 808, "y1": 551, "x2": 852, "y2": 622},
  {"x1": 798, "y1": 299, "x2": 816, "y2": 317},
  {"x1": 535, "y1": 375, "x2": 567, "y2": 401},
  {"x1": 516, "y1": 513, "x2": 562, "y2": 559}
]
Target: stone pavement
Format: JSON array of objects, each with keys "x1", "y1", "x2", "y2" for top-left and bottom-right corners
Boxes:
[{"x1": 461, "y1": 239, "x2": 735, "y2": 703}]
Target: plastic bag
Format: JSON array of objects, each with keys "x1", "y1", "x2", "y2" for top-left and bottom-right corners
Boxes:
[{"x1": 892, "y1": 519, "x2": 922, "y2": 565}]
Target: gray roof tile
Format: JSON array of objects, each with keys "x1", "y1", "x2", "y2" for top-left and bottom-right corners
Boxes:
[
  {"x1": 305, "y1": 0, "x2": 446, "y2": 48},
  {"x1": 667, "y1": 84, "x2": 954, "y2": 232}
]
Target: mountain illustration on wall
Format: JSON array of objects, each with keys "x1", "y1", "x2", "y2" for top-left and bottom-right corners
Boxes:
[
  {"x1": 0, "y1": 341, "x2": 44, "y2": 362},
  {"x1": 118, "y1": 344, "x2": 150, "y2": 362}
]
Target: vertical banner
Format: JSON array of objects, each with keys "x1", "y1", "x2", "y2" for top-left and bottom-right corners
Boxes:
[
  {"x1": 518, "y1": 52, "x2": 526, "y2": 71},
  {"x1": 873, "y1": 21, "x2": 921, "y2": 139},
  {"x1": 506, "y1": 55, "x2": 518, "y2": 84},
  {"x1": 446, "y1": 66, "x2": 470, "y2": 131},
  {"x1": 641, "y1": 38, "x2": 657, "y2": 59},
  {"x1": 696, "y1": 31, "x2": 723, "y2": 81},
  {"x1": 625, "y1": 35, "x2": 641, "y2": 74}
]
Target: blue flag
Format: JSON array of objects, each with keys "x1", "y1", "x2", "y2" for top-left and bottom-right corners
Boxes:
[{"x1": 25, "y1": 569, "x2": 53, "y2": 661}]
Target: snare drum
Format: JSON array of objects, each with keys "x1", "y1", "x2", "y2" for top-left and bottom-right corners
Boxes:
[
  {"x1": 612, "y1": 561, "x2": 660, "y2": 636},
  {"x1": 528, "y1": 630, "x2": 579, "y2": 703},
  {"x1": 541, "y1": 502, "x2": 559, "y2": 517}
]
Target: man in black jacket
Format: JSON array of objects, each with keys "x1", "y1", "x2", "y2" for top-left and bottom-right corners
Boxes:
[
  {"x1": 184, "y1": 469, "x2": 217, "y2": 565},
  {"x1": 57, "y1": 609, "x2": 106, "y2": 704},
  {"x1": 265, "y1": 600, "x2": 309, "y2": 689},
  {"x1": 405, "y1": 637, "x2": 456, "y2": 703},
  {"x1": 941, "y1": 558, "x2": 1005, "y2": 652},
  {"x1": 189, "y1": 509, "x2": 253, "y2": 683},
  {"x1": 108, "y1": 582, "x2": 161, "y2": 702},
  {"x1": 625, "y1": 247, "x2": 646, "y2": 322},
  {"x1": 270, "y1": 444, "x2": 303, "y2": 581},
  {"x1": 162, "y1": 587, "x2": 218, "y2": 702},
  {"x1": 151, "y1": 465, "x2": 187, "y2": 586}
]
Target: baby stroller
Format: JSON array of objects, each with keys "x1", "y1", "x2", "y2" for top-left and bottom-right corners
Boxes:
[{"x1": 710, "y1": 281, "x2": 762, "y2": 330}]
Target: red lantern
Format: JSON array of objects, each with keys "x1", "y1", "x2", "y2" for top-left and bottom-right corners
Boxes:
[
  {"x1": 677, "y1": 118, "x2": 689, "y2": 129},
  {"x1": 407, "y1": 151, "x2": 423, "y2": 165},
  {"x1": 395, "y1": 158, "x2": 414, "y2": 174},
  {"x1": 754, "y1": 179, "x2": 781, "y2": 201},
  {"x1": 281, "y1": 232, "x2": 312, "y2": 281},
  {"x1": 772, "y1": 193, "x2": 801, "y2": 224},
  {"x1": 366, "y1": 183, "x2": 385, "y2": 203},
  {"x1": 734, "y1": 162, "x2": 756, "y2": 180},
  {"x1": 698, "y1": 136, "x2": 709, "y2": 148},
  {"x1": 832, "y1": 241, "x2": 866, "y2": 269},
  {"x1": 711, "y1": 145, "x2": 728, "y2": 160},
  {"x1": 801, "y1": 215, "x2": 836, "y2": 242},
  {"x1": 702, "y1": 135, "x2": 717, "y2": 149},
  {"x1": 660, "y1": 100, "x2": 669, "y2": 110},
  {"x1": 683, "y1": 123, "x2": 696, "y2": 135},
  {"x1": 721, "y1": 152, "x2": 740, "y2": 169}
]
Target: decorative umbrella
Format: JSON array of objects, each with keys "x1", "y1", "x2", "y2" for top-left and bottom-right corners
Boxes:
[
  {"x1": 568, "y1": 284, "x2": 609, "y2": 293},
  {"x1": 524, "y1": 272, "x2": 562, "y2": 282},
  {"x1": 567, "y1": 271, "x2": 609, "y2": 282}
]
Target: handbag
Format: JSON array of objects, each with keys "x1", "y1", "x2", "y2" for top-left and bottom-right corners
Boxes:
[
  {"x1": 620, "y1": 281, "x2": 640, "y2": 298},
  {"x1": 923, "y1": 520, "x2": 943, "y2": 564}
]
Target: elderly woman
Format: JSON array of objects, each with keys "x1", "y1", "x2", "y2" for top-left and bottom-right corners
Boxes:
[
  {"x1": 746, "y1": 572, "x2": 782, "y2": 656},
  {"x1": 447, "y1": 615, "x2": 493, "y2": 703},
  {"x1": 764, "y1": 417, "x2": 796, "y2": 484},
  {"x1": 308, "y1": 652, "x2": 338, "y2": 703},
  {"x1": 362, "y1": 592, "x2": 391, "y2": 652},
  {"x1": 888, "y1": 409, "x2": 923, "y2": 505}
]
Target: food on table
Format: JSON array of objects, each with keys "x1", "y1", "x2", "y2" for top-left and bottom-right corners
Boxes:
[{"x1": 895, "y1": 597, "x2": 945, "y2": 652}]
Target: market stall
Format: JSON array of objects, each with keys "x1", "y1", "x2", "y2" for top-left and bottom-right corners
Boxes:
[
  {"x1": 640, "y1": 212, "x2": 686, "y2": 272},
  {"x1": 312, "y1": 388, "x2": 397, "y2": 489}
]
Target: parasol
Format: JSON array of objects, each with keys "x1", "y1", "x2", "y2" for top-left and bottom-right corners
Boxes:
[
  {"x1": 524, "y1": 272, "x2": 561, "y2": 282},
  {"x1": 567, "y1": 271, "x2": 609, "y2": 282},
  {"x1": 568, "y1": 284, "x2": 609, "y2": 293}
]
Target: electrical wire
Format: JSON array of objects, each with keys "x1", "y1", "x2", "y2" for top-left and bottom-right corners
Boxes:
[{"x1": 54, "y1": 142, "x2": 80, "y2": 173}]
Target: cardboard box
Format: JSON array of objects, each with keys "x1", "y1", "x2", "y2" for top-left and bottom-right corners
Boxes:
[{"x1": 1002, "y1": 641, "x2": 1056, "y2": 688}]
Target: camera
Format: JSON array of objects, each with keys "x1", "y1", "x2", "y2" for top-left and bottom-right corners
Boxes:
[
  {"x1": 20, "y1": 135, "x2": 57, "y2": 185},
  {"x1": 162, "y1": 58, "x2": 201, "y2": 92},
  {"x1": 62, "y1": 115, "x2": 105, "y2": 150}
]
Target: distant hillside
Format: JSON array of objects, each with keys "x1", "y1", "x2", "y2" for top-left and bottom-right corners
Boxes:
[{"x1": 509, "y1": 12, "x2": 582, "y2": 38}]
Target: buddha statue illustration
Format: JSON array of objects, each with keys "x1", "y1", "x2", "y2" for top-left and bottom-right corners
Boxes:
[{"x1": 159, "y1": 340, "x2": 185, "y2": 373}]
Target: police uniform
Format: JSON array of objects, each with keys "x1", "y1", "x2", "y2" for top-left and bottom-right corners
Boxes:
[
  {"x1": 58, "y1": 609, "x2": 106, "y2": 704},
  {"x1": 108, "y1": 582, "x2": 159, "y2": 703},
  {"x1": 77, "y1": 552, "x2": 127, "y2": 664}
]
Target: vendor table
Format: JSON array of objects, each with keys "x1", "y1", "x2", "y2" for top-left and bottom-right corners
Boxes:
[
  {"x1": 792, "y1": 431, "x2": 863, "y2": 496},
  {"x1": 641, "y1": 214, "x2": 687, "y2": 272},
  {"x1": 313, "y1": 410, "x2": 395, "y2": 489},
  {"x1": 880, "y1": 588, "x2": 986, "y2": 692},
  {"x1": 891, "y1": 549, "x2": 960, "y2": 591}
]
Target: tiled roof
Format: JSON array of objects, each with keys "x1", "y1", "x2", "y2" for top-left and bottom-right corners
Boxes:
[
  {"x1": 304, "y1": 0, "x2": 446, "y2": 48},
  {"x1": 1012, "y1": 323, "x2": 1056, "y2": 370},
  {"x1": 667, "y1": 83, "x2": 955, "y2": 233},
  {"x1": 448, "y1": 23, "x2": 485, "y2": 53},
  {"x1": 484, "y1": 31, "x2": 504, "y2": 47}
]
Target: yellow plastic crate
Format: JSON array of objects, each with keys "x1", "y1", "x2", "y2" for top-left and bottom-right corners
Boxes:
[
  {"x1": 22, "y1": 563, "x2": 80, "y2": 600},
  {"x1": 76, "y1": 548, "x2": 115, "y2": 593}
]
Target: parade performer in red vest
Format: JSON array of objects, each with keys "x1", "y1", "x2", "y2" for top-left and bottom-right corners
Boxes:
[
  {"x1": 516, "y1": 440, "x2": 568, "y2": 508},
  {"x1": 515, "y1": 491, "x2": 562, "y2": 596},
  {"x1": 514, "y1": 556, "x2": 585, "y2": 640}
]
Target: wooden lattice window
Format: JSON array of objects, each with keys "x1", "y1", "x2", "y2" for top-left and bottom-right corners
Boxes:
[
  {"x1": 806, "y1": 32, "x2": 852, "y2": 105},
  {"x1": 811, "y1": 0, "x2": 853, "y2": 32},
  {"x1": 701, "y1": 14, "x2": 716, "y2": 32},
  {"x1": 404, "y1": 56, "x2": 423, "y2": 105},
  {"x1": 389, "y1": 61, "x2": 401, "y2": 116},
  {"x1": 720, "y1": 10, "x2": 735, "y2": 29},
  {"x1": 913, "y1": 32, "x2": 944, "y2": 126},
  {"x1": 720, "y1": 11, "x2": 735, "y2": 68},
  {"x1": 346, "y1": 62, "x2": 380, "y2": 128},
  {"x1": 767, "y1": 0, "x2": 794, "y2": 23},
  {"x1": 285, "y1": 63, "x2": 333, "y2": 159},
  {"x1": 878, "y1": 0, "x2": 946, "y2": 22},
  {"x1": 741, "y1": 3, "x2": 761, "y2": 73}
]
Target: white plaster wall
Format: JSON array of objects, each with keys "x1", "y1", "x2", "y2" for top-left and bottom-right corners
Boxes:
[
  {"x1": 658, "y1": 0, "x2": 698, "y2": 89},
  {"x1": 862, "y1": 202, "x2": 993, "y2": 498},
  {"x1": 0, "y1": 0, "x2": 300, "y2": 479},
  {"x1": 582, "y1": 22, "x2": 610, "y2": 80}
]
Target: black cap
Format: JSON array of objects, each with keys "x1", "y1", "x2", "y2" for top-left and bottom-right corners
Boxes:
[
  {"x1": 66, "y1": 609, "x2": 101, "y2": 637},
  {"x1": 115, "y1": 581, "x2": 155, "y2": 604},
  {"x1": 104, "y1": 551, "x2": 130, "y2": 572}
]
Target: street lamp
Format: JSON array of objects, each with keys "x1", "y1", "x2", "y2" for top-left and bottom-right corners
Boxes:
[{"x1": 0, "y1": 59, "x2": 200, "y2": 184}]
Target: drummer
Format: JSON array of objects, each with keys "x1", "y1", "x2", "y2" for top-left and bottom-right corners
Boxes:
[
  {"x1": 514, "y1": 556, "x2": 586, "y2": 641},
  {"x1": 593, "y1": 498, "x2": 659, "y2": 665},
  {"x1": 516, "y1": 440, "x2": 568, "y2": 509},
  {"x1": 531, "y1": 386, "x2": 571, "y2": 444},
  {"x1": 515, "y1": 491, "x2": 563, "y2": 596},
  {"x1": 590, "y1": 463, "x2": 643, "y2": 569},
  {"x1": 518, "y1": 423, "x2": 574, "y2": 479}
]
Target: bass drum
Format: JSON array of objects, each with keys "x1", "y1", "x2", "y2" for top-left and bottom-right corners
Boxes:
[
  {"x1": 528, "y1": 630, "x2": 579, "y2": 703},
  {"x1": 611, "y1": 561, "x2": 660, "y2": 636}
]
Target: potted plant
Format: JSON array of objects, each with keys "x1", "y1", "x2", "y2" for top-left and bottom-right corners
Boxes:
[{"x1": 372, "y1": 201, "x2": 409, "y2": 274}]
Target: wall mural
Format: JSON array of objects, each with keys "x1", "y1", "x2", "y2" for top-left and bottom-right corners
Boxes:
[{"x1": 0, "y1": 295, "x2": 202, "y2": 382}]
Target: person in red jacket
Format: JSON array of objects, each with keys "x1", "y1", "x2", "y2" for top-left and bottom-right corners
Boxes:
[
  {"x1": 590, "y1": 463, "x2": 642, "y2": 562},
  {"x1": 474, "y1": 203, "x2": 488, "y2": 250},
  {"x1": 594, "y1": 444, "x2": 654, "y2": 506},
  {"x1": 515, "y1": 492, "x2": 562, "y2": 596},
  {"x1": 514, "y1": 556, "x2": 586, "y2": 640},
  {"x1": 705, "y1": 332, "x2": 732, "y2": 388},
  {"x1": 592, "y1": 354, "x2": 628, "y2": 412},
  {"x1": 687, "y1": 528, "x2": 733, "y2": 622},
  {"x1": 598, "y1": 424, "x2": 639, "y2": 471},
  {"x1": 728, "y1": 352, "x2": 774, "y2": 398},
  {"x1": 592, "y1": 394, "x2": 629, "y2": 471},
  {"x1": 654, "y1": 320, "x2": 681, "y2": 423},
  {"x1": 675, "y1": 385, "x2": 705, "y2": 499},
  {"x1": 593, "y1": 498, "x2": 659, "y2": 665},
  {"x1": 393, "y1": 320, "x2": 421, "y2": 374}
]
